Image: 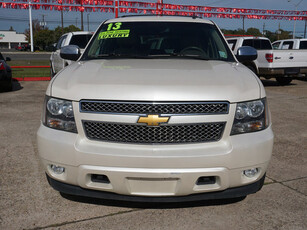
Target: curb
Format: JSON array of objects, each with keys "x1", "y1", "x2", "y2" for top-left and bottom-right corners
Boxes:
[{"x1": 13, "y1": 77, "x2": 51, "y2": 81}]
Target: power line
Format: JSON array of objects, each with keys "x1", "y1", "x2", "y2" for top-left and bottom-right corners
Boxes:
[{"x1": 0, "y1": 16, "x2": 102, "y2": 24}]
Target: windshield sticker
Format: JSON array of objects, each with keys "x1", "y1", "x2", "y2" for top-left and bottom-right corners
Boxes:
[
  {"x1": 219, "y1": 51, "x2": 227, "y2": 58},
  {"x1": 107, "y1": 22, "x2": 122, "y2": 31},
  {"x1": 98, "y1": 22, "x2": 130, "y2": 40},
  {"x1": 98, "y1": 30, "x2": 130, "y2": 39}
]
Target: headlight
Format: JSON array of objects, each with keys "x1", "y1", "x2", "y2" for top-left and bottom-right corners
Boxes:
[
  {"x1": 43, "y1": 96, "x2": 77, "y2": 133},
  {"x1": 231, "y1": 98, "x2": 269, "y2": 135}
]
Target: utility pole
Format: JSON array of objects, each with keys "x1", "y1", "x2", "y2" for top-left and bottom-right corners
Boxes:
[
  {"x1": 288, "y1": 0, "x2": 303, "y2": 39},
  {"x1": 87, "y1": 13, "x2": 90, "y2": 31},
  {"x1": 115, "y1": 0, "x2": 119, "y2": 18},
  {"x1": 304, "y1": 20, "x2": 307, "y2": 38},
  {"x1": 157, "y1": 0, "x2": 163, "y2": 15},
  {"x1": 75, "y1": 17, "x2": 78, "y2": 27},
  {"x1": 40, "y1": 14, "x2": 46, "y2": 29},
  {"x1": 263, "y1": 23, "x2": 266, "y2": 36},
  {"x1": 80, "y1": 0, "x2": 84, "y2": 30},
  {"x1": 29, "y1": 0, "x2": 34, "y2": 52},
  {"x1": 277, "y1": 23, "x2": 281, "y2": 40},
  {"x1": 242, "y1": 16, "x2": 245, "y2": 34},
  {"x1": 61, "y1": 1, "x2": 64, "y2": 33}
]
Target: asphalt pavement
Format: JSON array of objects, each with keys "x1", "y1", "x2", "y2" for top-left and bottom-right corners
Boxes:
[
  {"x1": 0, "y1": 79, "x2": 306, "y2": 230},
  {"x1": 1, "y1": 51, "x2": 51, "y2": 61}
]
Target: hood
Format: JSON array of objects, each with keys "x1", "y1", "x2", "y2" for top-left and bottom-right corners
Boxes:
[{"x1": 50, "y1": 59, "x2": 261, "y2": 103}]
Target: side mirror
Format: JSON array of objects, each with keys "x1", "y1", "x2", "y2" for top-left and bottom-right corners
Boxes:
[
  {"x1": 236, "y1": 46, "x2": 258, "y2": 62},
  {"x1": 6, "y1": 57, "x2": 11, "y2": 62},
  {"x1": 60, "y1": 45, "x2": 81, "y2": 61}
]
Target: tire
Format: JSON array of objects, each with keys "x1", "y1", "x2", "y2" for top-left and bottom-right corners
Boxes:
[
  {"x1": 276, "y1": 77, "x2": 292, "y2": 86},
  {"x1": 0, "y1": 80, "x2": 12, "y2": 92}
]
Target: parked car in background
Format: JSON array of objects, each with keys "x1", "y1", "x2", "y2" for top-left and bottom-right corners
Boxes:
[
  {"x1": 227, "y1": 36, "x2": 307, "y2": 85},
  {"x1": 272, "y1": 39, "x2": 307, "y2": 50},
  {"x1": 50, "y1": 31, "x2": 93, "y2": 77},
  {"x1": 0, "y1": 52, "x2": 12, "y2": 92},
  {"x1": 15, "y1": 44, "x2": 39, "y2": 51}
]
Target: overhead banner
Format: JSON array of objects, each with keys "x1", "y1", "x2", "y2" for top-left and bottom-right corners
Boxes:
[{"x1": 0, "y1": 0, "x2": 306, "y2": 20}]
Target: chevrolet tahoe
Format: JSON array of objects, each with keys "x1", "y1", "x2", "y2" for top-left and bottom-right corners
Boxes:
[{"x1": 37, "y1": 16, "x2": 274, "y2": 202}]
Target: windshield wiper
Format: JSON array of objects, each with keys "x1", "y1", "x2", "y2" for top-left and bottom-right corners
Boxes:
[
  {"x1": 88, "y1": 53, "x2": 151, "y2": 59},
  {"x1": 88, "y1": 53, "x2": 209, "y2": 60},
  {"x1": 146, "y1": 53, "x2": 209, "y2": 60},
  {"x1": 176, "y1": 53, "x2": 209, "y2": 60}
]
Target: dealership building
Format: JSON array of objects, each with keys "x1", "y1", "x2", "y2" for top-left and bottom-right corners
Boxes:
[{"x1": 0, "y1": 31, "x2": 27, "y2": 49}]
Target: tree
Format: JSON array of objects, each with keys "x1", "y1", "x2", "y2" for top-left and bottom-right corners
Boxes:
[
  {"x1": 24, "y1": 22, "x2": 81, "y2": 50},
  {"x1": 24, "y1": 19, "x2": 45, "y2": 43},
  {"x1": 34, "y1": 29, "x2": 54, "y2": 50},
  {"x1": 54, "y1": 25, "x2": 81, "y2": 42},
  {"x1": 246, "y1": 28, "x2": 262, "y2": 37}
]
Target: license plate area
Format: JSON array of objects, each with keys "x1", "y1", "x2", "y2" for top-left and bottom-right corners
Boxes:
[{"x1": 126, "y1": 177, "x2": 179, "y2": 196}]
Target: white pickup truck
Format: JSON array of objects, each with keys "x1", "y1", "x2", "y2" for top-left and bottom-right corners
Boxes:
[
  {"x1": 227, "y1": 36, "x2": 307, "y2": 85},
  {"x1": 50, "y1": 31, "x2": 93, "y2": 77},
  {"x1": 272, "y1": 38, "x2": 307, "y2": 50}
]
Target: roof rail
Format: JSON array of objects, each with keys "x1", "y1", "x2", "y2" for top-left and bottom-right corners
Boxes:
[{"x1": 120, "y1": 14, "x2": 202, "y2": 19}]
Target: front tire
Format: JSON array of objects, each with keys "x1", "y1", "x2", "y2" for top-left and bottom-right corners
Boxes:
[{"x1": 276, "y1": 77, "x2": 292, "y2": 86}]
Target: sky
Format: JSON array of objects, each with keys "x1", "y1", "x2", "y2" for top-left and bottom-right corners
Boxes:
[{"x1": 0, "y1": 0, "x2": 306, "y2": 37}]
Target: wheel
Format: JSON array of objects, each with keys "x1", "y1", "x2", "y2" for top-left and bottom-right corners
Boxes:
[{"x1": 276, "y1": 77, "x2": 292, "y2": 86}]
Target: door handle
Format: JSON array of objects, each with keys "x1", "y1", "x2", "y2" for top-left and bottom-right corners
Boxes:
[
  {"x1": 289, "y1": 56, "x2": 294, "y2": 59},
  {"x1": 275, "y1": 57, "x2": 281, "y2": 59}
]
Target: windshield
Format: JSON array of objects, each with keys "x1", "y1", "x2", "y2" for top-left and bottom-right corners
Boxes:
[{"x1": 83, "y1": 21, "x2": 235, "y2": 61}]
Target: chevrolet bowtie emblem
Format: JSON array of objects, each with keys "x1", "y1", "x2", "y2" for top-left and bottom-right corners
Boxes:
[{"x1": 138, "y1": 115, "x2": 170, "y2": 126}]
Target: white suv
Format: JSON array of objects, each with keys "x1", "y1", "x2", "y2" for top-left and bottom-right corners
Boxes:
[
  {"x1": 37, "y1": 16, "x2": 273, "y2": 202},
  {"x1": 50, "y1": 31, "x2": 93, "y2": 77}
]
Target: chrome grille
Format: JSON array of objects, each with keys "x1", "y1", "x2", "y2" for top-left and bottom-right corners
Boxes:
[
  {"x1": 80, "y1": 101, "x2": 229, "y2": 115},
  {"x1": 83, "y1": 121, "x2": 226, "y2": 144}
]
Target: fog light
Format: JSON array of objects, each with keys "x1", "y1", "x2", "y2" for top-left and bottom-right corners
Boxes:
[
  {"x1": 50, "y1": 165, "x2": 65, "y2": 174},
  {"x1": 243, "y1": 168, "x2": 258, "y2": 178}
]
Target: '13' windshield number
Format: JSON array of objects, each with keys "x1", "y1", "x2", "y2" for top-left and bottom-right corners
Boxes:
[{"x1": 107, "y1": 23, "x2": 122, "y2": 31}]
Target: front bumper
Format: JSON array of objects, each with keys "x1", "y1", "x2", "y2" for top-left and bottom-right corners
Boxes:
[
  {"x1": 37, "y1": 123, "x2": 274, "y2": 199},
  {"x1": 47, "y1": 173, "x2": 266, "y2": 202}
]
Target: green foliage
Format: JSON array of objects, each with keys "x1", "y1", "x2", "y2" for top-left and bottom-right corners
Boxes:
[
  {"x1": 246, "y1": 28, "x2": 262, "y2": 36},
  {"x1": 24, "y1": 22, "x2": 81, "y2": 51},
  {"x1": 34, "y1": 29, "x2": 55, "y2": 50},
  {"x1": 265, "y1": 29, "x2": 292, "y2": 42},
  {"x1": 221, "y1": 27, "x2": 292, "y2": 42},
  {"x1": 53, "y1": 25, "x2": 81, "y2": 42}
]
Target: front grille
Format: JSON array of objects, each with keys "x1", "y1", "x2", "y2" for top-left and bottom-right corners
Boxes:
[
  {"x1": 80, "y1": 101, "x2": 229, "y2": 115},
  {"x1": 83, "y1": 121, "x2": 226, "y2": 144}
]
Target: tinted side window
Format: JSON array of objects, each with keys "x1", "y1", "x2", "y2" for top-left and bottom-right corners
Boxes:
[
  {"x1": 227, "y1": 39, "x2": 237, "y2": 51},
  {"x1": 242, "y1": 39, "x2": 253, "y2": 47},
  {"x1": 299, "y1": 41, "x2": 307, "y2": 49},
  {"x1": 69, "y1": 34, "x2": 93, "y2": 48},
  {"x1": 282, "y1": 41, "x2": 293, "y2": 49},
  {"x1": 56, "y1": 35, "x2": 68, "y2": 50},
  {"x1": 260, "y1": 40, "x2": 272, "y2": 49},
  {"x1": 56, "y1": 36, "x2": 65, "y2": 50},
  {"x1": 272, "y1": 42, "x2": 280, "y2": 49}
]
